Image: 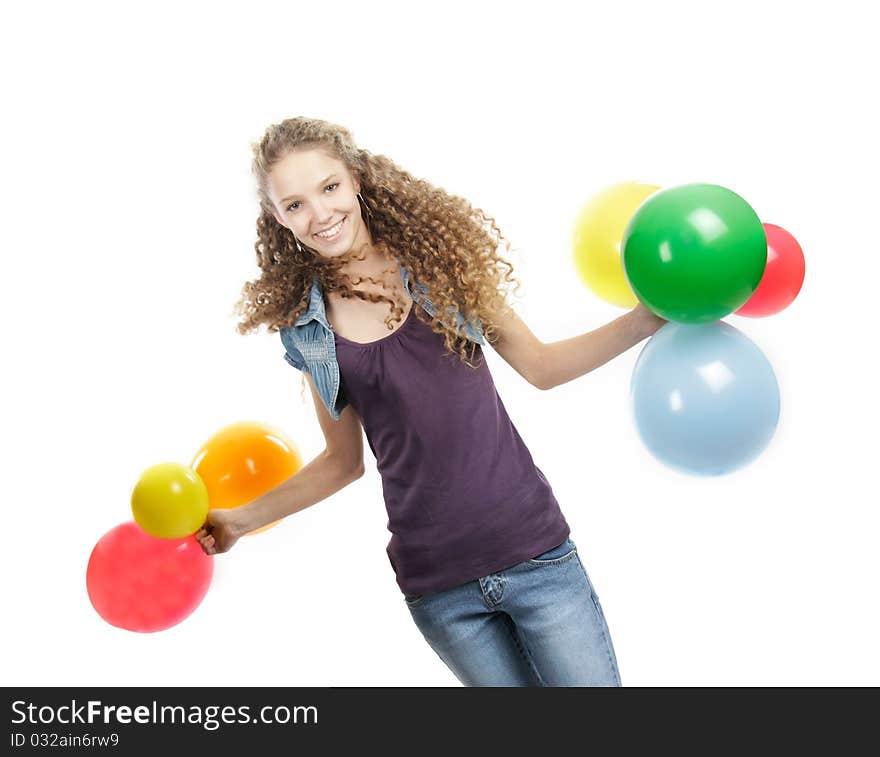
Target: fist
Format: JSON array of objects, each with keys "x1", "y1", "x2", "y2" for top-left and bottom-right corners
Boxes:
[
  {"x1": 195, "y1": 508, "x2": 243, "y2": 555},
  {"x1": 632, "y1": 302, "x2": 667, "y2": 338}
]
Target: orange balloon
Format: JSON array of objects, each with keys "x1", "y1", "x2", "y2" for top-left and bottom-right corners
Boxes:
[{"x1": 191, "y1": 421, "x2": 303, "y2": 535}]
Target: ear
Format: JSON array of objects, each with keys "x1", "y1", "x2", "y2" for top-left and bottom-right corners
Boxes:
[{"x1": 271, "y1": 210, "x2": 286, "y2": 228}]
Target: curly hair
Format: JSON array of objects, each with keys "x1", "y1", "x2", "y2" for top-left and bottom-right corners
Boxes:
[{"x1": 236, "y1": 116, "x2": 522, "y2": 368}]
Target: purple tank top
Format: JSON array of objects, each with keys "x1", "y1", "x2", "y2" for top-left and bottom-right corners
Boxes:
[{"x1": 333, "y1": 302, "x2": 570, "y2": 597}]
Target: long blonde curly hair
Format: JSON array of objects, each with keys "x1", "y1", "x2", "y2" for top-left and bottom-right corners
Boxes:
[{"x1": 237, "y1": 116, "x2": 522, "y2": 367}]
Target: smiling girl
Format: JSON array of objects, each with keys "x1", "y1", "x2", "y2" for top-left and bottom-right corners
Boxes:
[{"x1": 195, "y1": 117, "x2": 664, "y2": 686}]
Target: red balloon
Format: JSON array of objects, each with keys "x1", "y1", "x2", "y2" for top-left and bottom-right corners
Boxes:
[
  {"x1": 736, "y1": 223, "x2": 805, "y2": 317},
  {"x1": 86, "y1": 521, "x2": 213, "y2": 633}
]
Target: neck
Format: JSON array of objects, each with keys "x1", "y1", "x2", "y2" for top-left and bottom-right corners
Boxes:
[{"x1": 334, "y1": 223, "x2": 398, "y2": 282}]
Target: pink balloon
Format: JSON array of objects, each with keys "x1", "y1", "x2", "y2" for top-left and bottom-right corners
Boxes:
[
  {"x1": 736, "y1": 223, "x2": 805, "y2": 317},
  {"x1": 87, "y1": 521, "x2": 213, "y2": 633}
]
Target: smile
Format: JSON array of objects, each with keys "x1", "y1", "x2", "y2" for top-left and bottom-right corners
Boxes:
[{"x1": 314, "y1": 216, "x2": 346, "y2": 240}]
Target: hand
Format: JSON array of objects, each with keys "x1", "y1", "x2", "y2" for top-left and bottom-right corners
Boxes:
[
  {"x1": 195, "y1": 508, "x2": 244, "y2": 555},
  {"x1": 631, "y1": 302, "x2": 667, "y2": 339}
]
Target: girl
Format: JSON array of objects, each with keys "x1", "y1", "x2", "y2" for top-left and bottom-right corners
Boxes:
[{"x1": 195, "y1": 117, "x2": 665, "y2": 686}]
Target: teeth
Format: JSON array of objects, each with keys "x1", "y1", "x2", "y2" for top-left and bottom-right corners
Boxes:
[{"x1": 315, "y1": 218, "x2": 343, "y2": 238}]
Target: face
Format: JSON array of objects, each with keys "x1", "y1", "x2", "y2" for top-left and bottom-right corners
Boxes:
[{"x1": 267, "y1": 148, "x2": 368, "y2": 259}]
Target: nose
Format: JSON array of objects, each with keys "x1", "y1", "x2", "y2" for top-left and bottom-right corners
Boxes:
[{"x1": 311, "y1": 198, "x2": 334, "y2": 228}]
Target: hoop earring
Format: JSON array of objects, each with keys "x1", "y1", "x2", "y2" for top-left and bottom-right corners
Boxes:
[
  {"x1": 293, "y1": 236, "x2": 303, "y2": 253},
  {"x1": 357, "y1": 192, "x2": 372, "y2": 217}
]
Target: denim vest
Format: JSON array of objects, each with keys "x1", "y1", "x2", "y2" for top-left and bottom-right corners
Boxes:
[{"x1": 279, "y1": 264, "x2": 486, "y2": 421}]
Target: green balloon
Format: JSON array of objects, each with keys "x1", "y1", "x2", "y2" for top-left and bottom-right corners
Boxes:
[{"x1": 622, "y1": 184, "x2": 767, "y2": 323}]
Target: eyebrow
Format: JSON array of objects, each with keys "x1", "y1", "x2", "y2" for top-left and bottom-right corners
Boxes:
[{"x1": 279, "y1": 174, "x2": 339, "y2": 206}]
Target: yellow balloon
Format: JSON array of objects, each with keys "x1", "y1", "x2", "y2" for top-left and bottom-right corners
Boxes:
[
  {"x1": 131, "y1": 462, "x2": 210, "y2": 539},
  {"x1": 572, "y1": 182, "x2": 662, "y2": 307}
]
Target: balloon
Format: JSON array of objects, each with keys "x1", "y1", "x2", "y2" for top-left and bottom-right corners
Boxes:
[
  {"x1": 622, "y1": 183, "x2": 767, "y2": 323},
  {"x1": 191, "y1": 421, "x2": 303, "y2": 535},
  {"x1": 131, "y1": 462, "x2": 209, "y2": 539},
  {"x1": 631, "y1": 321, "x2": 780, "y2": 476},
  {"x1": 86, "y1": 521, "x2": 213, "y2": 633},
  {"x1": 736, "y1": 223, "x2": 805, "y2": 317},
  {"x1": 572, "y1": 182, "x2": 662, "y2": 308}
]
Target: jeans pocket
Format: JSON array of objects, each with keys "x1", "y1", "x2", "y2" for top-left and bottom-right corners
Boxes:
[
  {"x1": 527, "y1": 538, "x2": 577, "y2": 565},
  {"x1": 576, "y1": 554, "x2": 603, "y2": 604}
]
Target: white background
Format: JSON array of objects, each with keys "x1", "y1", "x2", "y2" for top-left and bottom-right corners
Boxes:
[{"x1": 3, "y1": 0, "x2": 877, "y2": 687}]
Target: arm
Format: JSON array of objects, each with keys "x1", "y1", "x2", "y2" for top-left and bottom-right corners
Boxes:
[
  {"x1": 203, "y1": 374, "x2": 366, "y2": 549},
  {"x1": 491, "y1": 303, "x2": 666, "y2": 391}
]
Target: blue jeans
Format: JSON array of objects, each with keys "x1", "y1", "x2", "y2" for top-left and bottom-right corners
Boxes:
[{"x1": 404, "y1": 537, "x2": 621, "y2": 686}]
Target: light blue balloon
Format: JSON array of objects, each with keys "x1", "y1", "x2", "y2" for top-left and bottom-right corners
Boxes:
[{"x1": 631, "y1": 321, "x2": 780, "y2": 476}]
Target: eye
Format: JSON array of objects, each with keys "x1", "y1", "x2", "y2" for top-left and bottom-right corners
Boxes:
[{"x1": 286, "y1": 183, "x2": 338, "y2": 212}]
